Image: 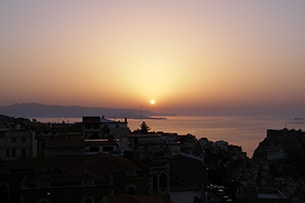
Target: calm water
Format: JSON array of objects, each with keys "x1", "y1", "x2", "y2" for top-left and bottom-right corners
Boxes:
[{"x1": 37, "y1": 116, "x2": 305, "y2": 157}]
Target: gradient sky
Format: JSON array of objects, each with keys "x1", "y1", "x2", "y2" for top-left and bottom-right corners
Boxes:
[{"x1": 1, "y1": 1, "x2": 305, "y2": 115}]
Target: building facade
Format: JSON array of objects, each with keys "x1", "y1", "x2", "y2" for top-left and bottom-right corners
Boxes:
[
  {"x1": 0, "y1": 129, "x2": 37, "y2": 160},
  {"x1": 82, "y1": 116, "x2": 128, "y2": 139}
]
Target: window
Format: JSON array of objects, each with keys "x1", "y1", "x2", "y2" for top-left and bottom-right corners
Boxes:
[
  {"x1": 103, "y1": 146, "x2": 113, "y2": 152},
  {"x1": 126, "y1": 185, "x2": 136, "y2": 195},
  {"x1": 159, "y1": 173, "x2": 168, "y2": 188},
  {"x1": 21, "y1": 137, "x2": 26, "y2": 143},
  {"x1": 21, "y1": 149, "x2": 26, "y2": 157},
  {"x1": 11, "y1": 137, "x2": 16, "y2": 143},
  {"x1": 12, "y1": 149, "x2": 16, "y2": 157},
  {"x1": 6, "y1": 149, "x2": 9, "y2": 157},
  {"x1": 89, "y1": 147, "x2": 99, "y2": 152},
  {"x1": 153, "y1": 174, "x2": 158, "y2": 193},
  {"x1": 84, "y1": 198, "x2": 94, "y2": 203},
  {"x1": 82, "y1": 197, "x2": 94, "y2": 203},
  {"x1": 0, "y1": 185, "x2": 9, "y2": 203}
]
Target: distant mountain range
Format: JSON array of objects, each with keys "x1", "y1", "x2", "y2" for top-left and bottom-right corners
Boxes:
[{"x1": 0, "y1": 103, "x2": 170, "y2": 119}]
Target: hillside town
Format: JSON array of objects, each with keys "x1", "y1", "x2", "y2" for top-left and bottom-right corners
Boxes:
[{"x1": 0, "y1": 115, "x2": 304, "y2": 203}]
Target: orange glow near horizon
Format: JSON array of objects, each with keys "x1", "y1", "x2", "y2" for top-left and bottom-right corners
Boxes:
[{"x1": 1, "y1": 1, "x2": 305, "y2": 115}]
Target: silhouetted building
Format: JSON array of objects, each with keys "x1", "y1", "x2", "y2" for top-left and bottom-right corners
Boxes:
[
  {"x1": 44, "y1": 137, "x2": 84, "y2": 157},
  {"x1": 170, "y1": 153, "x2": 207, "y2": 192},
  {"x1": 84, "y1": 139, "x2": 119, "y2": 155},
  {"x1": 238, "y1": 185, "x2": 287, "y2": 203},
  {"x1": 34, "y1": 123, "x2": 83, "y2": 157},
  {"x1": 82, "y1": 116, "x2": 128, "y2": 139},
  {"x1": 0, "y1": 129, "x2": 37, "y2": 160},
  {"x1": 0, "y1": 154, "x2": 152, "y2": 203},
  {"x1": 120, "y1": 133, "x2": 180, "y2": 160}
]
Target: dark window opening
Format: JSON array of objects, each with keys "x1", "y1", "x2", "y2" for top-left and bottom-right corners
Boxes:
[
  {"x1": 103, "y1": 146, "x2": 113, "y2": 152},
  {"x1": 159, "y1": 173, "x2": 167, "y2": 187},
  {"x1": 84, "y1": 198, "x2": 94, "y2": 203},
  {"x1": 89, "y1": 147, "x2": 99, "y2": 152},
  {"x1": 153, "y1": 174, "x2": 158, "y2": 193},
  {"x1": 21, "y1": 137, "x2": 26, "y2": 143},
  {"x1": 0, "y1": 185, "x2": 9, "y2": 203},
  {"x1": 21, "y1": 148, "x2": 26, "y2": 157},
  {"x1": 11, "y1": 137, "x2": 16, "y2": 143},
  {"x1": 12, "y1": 149, "x2": 16, "y2": 157},
  {"x1": 127, "y1": 186, "x2": 136, "y2": 195}
]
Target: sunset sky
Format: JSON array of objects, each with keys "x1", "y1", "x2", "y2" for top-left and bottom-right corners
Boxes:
[{"x1": 1, "y1": 1, "x2": 305, "y2": 115}]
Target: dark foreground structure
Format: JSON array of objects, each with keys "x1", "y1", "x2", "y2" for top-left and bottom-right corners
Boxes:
[
  {"x1": 3, "y1": 115, "x2": 305, "y2": 202},
  {"x1": 0, "y1": 154, "x2": 154, "y2": 203}
]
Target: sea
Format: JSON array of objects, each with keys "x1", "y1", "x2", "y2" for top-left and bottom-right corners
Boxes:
[{"x1": 37, "y1": 115, "x2": 305, "y2": 158}]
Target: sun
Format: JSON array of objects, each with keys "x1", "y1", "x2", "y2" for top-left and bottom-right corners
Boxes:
[{"x1": 150, "y1": 99, "x2": 156, "y2": 105}]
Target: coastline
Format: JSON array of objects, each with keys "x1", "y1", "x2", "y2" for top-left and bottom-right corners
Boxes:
[{"x1": 33, "y1": 115, "x2": 303, "y2": 157}]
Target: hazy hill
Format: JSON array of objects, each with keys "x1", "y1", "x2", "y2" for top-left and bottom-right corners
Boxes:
[{"x1": 0, "y1": 103, "x2": 166, "y2": 119}]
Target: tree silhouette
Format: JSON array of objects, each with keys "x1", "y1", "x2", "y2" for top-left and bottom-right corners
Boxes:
[{"x1": 140, "y1": 121, "x2": 150, "y2": 133}]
